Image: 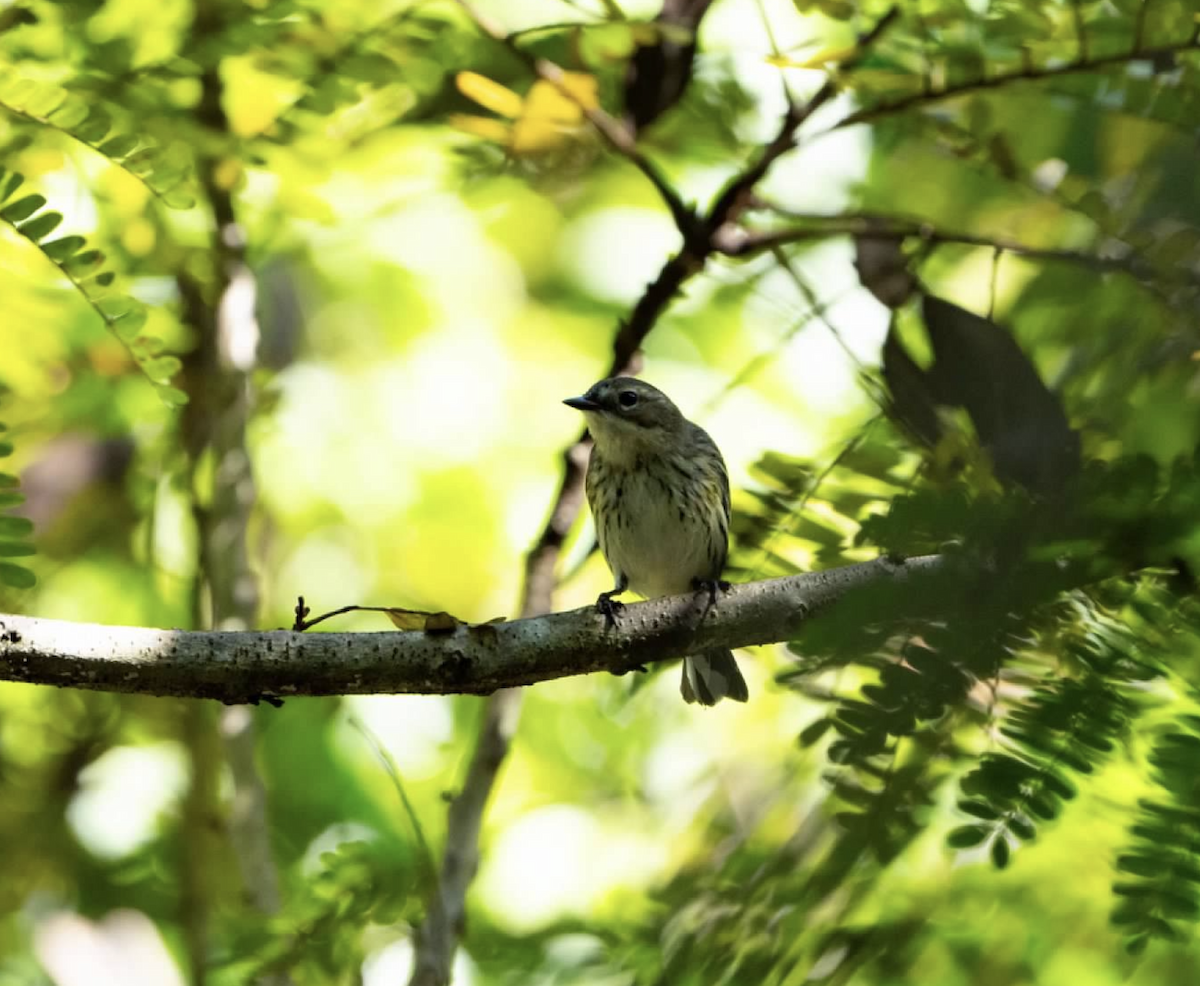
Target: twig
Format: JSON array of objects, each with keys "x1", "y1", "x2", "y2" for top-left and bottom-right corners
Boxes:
[
  {"x1": 767, "y1": 243, "x2": 867, "y2": 373},
  {"x1": 407, "y1": 689, "x2": 521, "y2": 986},
  {"x1": 0, "y1": 555, "x2": 947, "y2": 700},
  {"x1": 828, "y1": 32, "x2": 1200, "y2": 132},
  {"x1": 716, "y1": 212, "x2": 1200, "y2": 291},
  {"x1": 454, "y1": 0, "x2": 699, "y2": 238}
]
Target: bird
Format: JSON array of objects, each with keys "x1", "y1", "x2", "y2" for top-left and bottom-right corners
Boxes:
[{"x1": 564, "y1": 376, "x2": 749, "y2": 705}]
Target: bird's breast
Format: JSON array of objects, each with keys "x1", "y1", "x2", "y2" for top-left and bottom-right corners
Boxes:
[{"x1": 592, "y1": 464, "x2": 722, "y2": 598}]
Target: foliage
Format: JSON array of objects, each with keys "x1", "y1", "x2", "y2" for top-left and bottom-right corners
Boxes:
[
  {"x1": 3, "y1": 0, "x2": 1200, "y2": 984},
  {"x1": 0, "y1": 422, "x2": 35, "y2": 589}
]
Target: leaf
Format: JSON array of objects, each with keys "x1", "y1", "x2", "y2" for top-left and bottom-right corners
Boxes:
[
  {"x1": 0, "y1": 541, "x2": 35, "y2": 557},
  {"x1": 767, "y1": 44, "x2": 858, "y2": 69},
  {"x1": 0, "y1": 562, "x2": 34, "y2": 589},
  {"x1": 0, "y1": 170, "x2": 23, "y2": 202},
  {"x1": 74, "y1": 107, "x2": 112, "y2": 143},
  {"x1": 424, "y1": 611, "x2": 459, "y2": 635},
  {"x1": 340, "y1": 52, "x2": 397, "y2": 83},
  {"x1": 947, "y1": 824, "x2": 990, "y2": 848},
  {"x1": 48, "y1": 97, "x2": 90, "y2": 129},
  {"x1": 957, "y1": 800, "x2": 1001, "y2": 821},
  {"x1": 799, "y1": 717, "x2": 834, "y2": 747},
  {"x1": 17, "y1": 210, "x2": 63, "y2": 241},
  {"x1": 40, "y1": 235, "x2": 85, "y2": 262},
  {"x1": 384, "y1": 608, "x2": 461, "y2": 633},
  {"x1": 143, "y1": 355, "x2": 182, "y2": 383},
  {"x1": 456, "y1": 71, "x2": 523, "y2": 118},
  {"x1": 63, "y1": 249, "x2": 105, "y2": 275},
  {"x1": 97, "y1": 134, "x2": 139, "y2": 159},
  {"x1": 0, "y1": 516, "x2": 32, "y2": 538},
  {"x1": 161, "y1": 187, "x2": 196, "y2": 210},
  {"x1": 449, "y1": 114, "x2": 512, "y2": 144},
  {"x1": 154, "y1": 385, "x2": 189, "y2": 407},
  {"x1": 991, "y1": 837, "x2": 1011, "y2": 869},
  {"x1": 0, "y1": 194, "x2": 45, "y2": 222}
]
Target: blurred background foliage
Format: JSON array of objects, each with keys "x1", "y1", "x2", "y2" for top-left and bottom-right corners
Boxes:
[{"x1": 2, "y1": 0, "x2": 1200, "y2": 983}]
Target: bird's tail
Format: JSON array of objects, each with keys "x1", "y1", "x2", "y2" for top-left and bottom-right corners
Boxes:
[{"x1": 681, "y1": 649, "x2": 749, "y2": 706}]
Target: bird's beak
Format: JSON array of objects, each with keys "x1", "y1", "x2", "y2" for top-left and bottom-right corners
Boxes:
[{"x1": 563, "y1": 395, "x2": 601, "y2": 411}]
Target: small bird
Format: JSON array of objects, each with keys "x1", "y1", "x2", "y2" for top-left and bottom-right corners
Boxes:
[{"x1": 564, "y1": 377, "x2": 749, "y2": 705}]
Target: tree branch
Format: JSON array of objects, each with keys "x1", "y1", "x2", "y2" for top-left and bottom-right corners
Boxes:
[
  {"x1": 828, "y1": 33, "x2": 1200, "y2": 132},
  {"x1": 0, "y1": 555, "x2": 941, "y2": 701},
  {"x1": 714, "y1": 212, "x2": 1200, "y2": 291},
  {"x1": 454, "y1": 0, "x2": 698, "y2": 237}
]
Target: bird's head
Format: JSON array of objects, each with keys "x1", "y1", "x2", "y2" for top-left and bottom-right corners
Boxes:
[{"x1": 563, "y1": 377, "x2": 685, "y2": 454}]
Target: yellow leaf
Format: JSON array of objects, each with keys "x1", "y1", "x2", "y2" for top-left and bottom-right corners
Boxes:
[
  {"x1": 450, "y1": 113, "x2": 513, "y2": 143},
  {"x1": 557, "y1": 71, "x2": 599, "y2": 112},
  {"x1": 508, "y1": 74, "x2": 597, "y2": 154},
  {"x1": 766, "y1": 46, "x2": 858, "y2": 69},
  {"x1": 449, "y1": 114, "x2": 513, "y2": 144},
  {"x1": 383, "y1": 607, "x2": 462, "y2": 634},
  {"x1": 423, "y1": 611, "x2": 459, "y2": 634},
  {"x1": 384, "y1": 607, "x2": 431, "y2": 630},
  {"x1": 456, "y1": 71, "x2": 523, "y2": 119},
  {"x1": 509, "y1": 115, "x2": 570, "y2": 154},
  {"x1": 467, "y1": 616, "x2": 507, "y2": 639}
]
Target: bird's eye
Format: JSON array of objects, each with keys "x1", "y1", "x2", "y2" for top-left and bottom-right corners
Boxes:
[{"x1": 618, "y1": 390, "x2": 638, "y2": 408}]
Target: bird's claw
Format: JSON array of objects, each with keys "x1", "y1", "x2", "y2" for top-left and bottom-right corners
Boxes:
[
  {"x1": 609, "y1": 662, "x2": 648, "y2": 677},
  {"x1": 691, "y1": 578, "x2": 731, "y2": 608},
  {"x1": 596, "y1": 592, "x2": 625, "y2": 628}
]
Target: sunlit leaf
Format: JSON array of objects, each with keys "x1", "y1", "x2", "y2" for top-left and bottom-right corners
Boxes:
[
  {"x1": 0, "y1": 562, "x2": 34, "y2": 588},
  {"x1": 0, "y1": 194, "x2": 44, "y2": 221},
  {"x1": 456, "y1": 71, "x2": 523, "y2": 118}
]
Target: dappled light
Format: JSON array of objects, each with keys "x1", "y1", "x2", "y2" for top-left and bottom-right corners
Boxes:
[{"x1": 2, "y1": 0, "x2": 1200, "y2": 983}]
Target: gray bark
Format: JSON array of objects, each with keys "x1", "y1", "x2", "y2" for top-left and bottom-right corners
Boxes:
[{"x1": 0, "y1": 555, "x2": 940, "y2": 701}]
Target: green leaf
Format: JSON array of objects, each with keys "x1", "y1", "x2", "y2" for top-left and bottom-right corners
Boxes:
[
  {"x1": 111, "y1": 304, "x2": 148, "y2": 341},
  {"x1": 341, "y1": 53, "x2": 398, "y2": 83},
  {"x1": 957, "y1": 800, "x2": 1001, "y2": 821},
  {"x1": 63, "y1": 249, "x2": 104, "y2": 274},
  {"x1": 1115, "y1": 854, "x2": 1172, "y2": 878},
  {"x1": 0, "y1": 541, "x2": 35, "y2": 557},
  {"x1": 947, "y1": 824, "x2": 990, "y2": 848},
  {"x1": 0, "y1": 562, "x2": 34, "y2": 589},
  {"x1": 990, "y1": 837, "x2": 1011, "y2": 869},
  {"x1": 97, "y1": 134, "x2": 139, "y2": 159},
  {"x1": 161, "y1": 186, "x2": 196, "y2": 209},
  {"x1": 0, "y1": 515, "x2": 33, "y2": 537},
  {"x1": 123, "y1": 147, "x2": 160, "y2": 176},
  {"x1": 144, "y1": 355, "x2": 182, "y2": 383},
  {"x1": 0, "y1": 442, "x2": 12, "y2": 458},
  {"x1": 155, "y1": 384, "x2": 190, "y2": 407},
  {"x1": 48, "y1": 97, "x2": 90, "y2": 129},
  {"x1": 18, "y1": 211, "x2": 63, "y2": 241},
  {"x1": 40, "y1": 235, "x2": 86, "y2": 261},
  {"x1": 0, "y1": 491, "x2": 24, "y2": 508},
  {"x1": 0, "y1": 473, "x2": 18, "y2": 487},
  {"x1": 0, "y1": 170, "x2": 23, "y2": 203},
  {"x1": 0, "y1": 194, "x2": 45, "y2": 221},
  {"x1": 21, "y1": 83, "x2": 66, "y2": 117},
  {"x1": 798, "y1": 717, "x2": 833, "y2": 747},
  {"x1": 74, "y1": 107, "x2": 112, "y2": 143}
]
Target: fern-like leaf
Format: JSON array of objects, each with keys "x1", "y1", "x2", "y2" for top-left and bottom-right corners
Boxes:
[
  {"x1": 0, "y1": 72, "x2": 196, "y2": 208},
  {"x1": 0, "y1": 423, "x2": 35, "y2": 590},
  {"x1": 0, "y1": 168, "x2": 187, "y2": 406}
]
